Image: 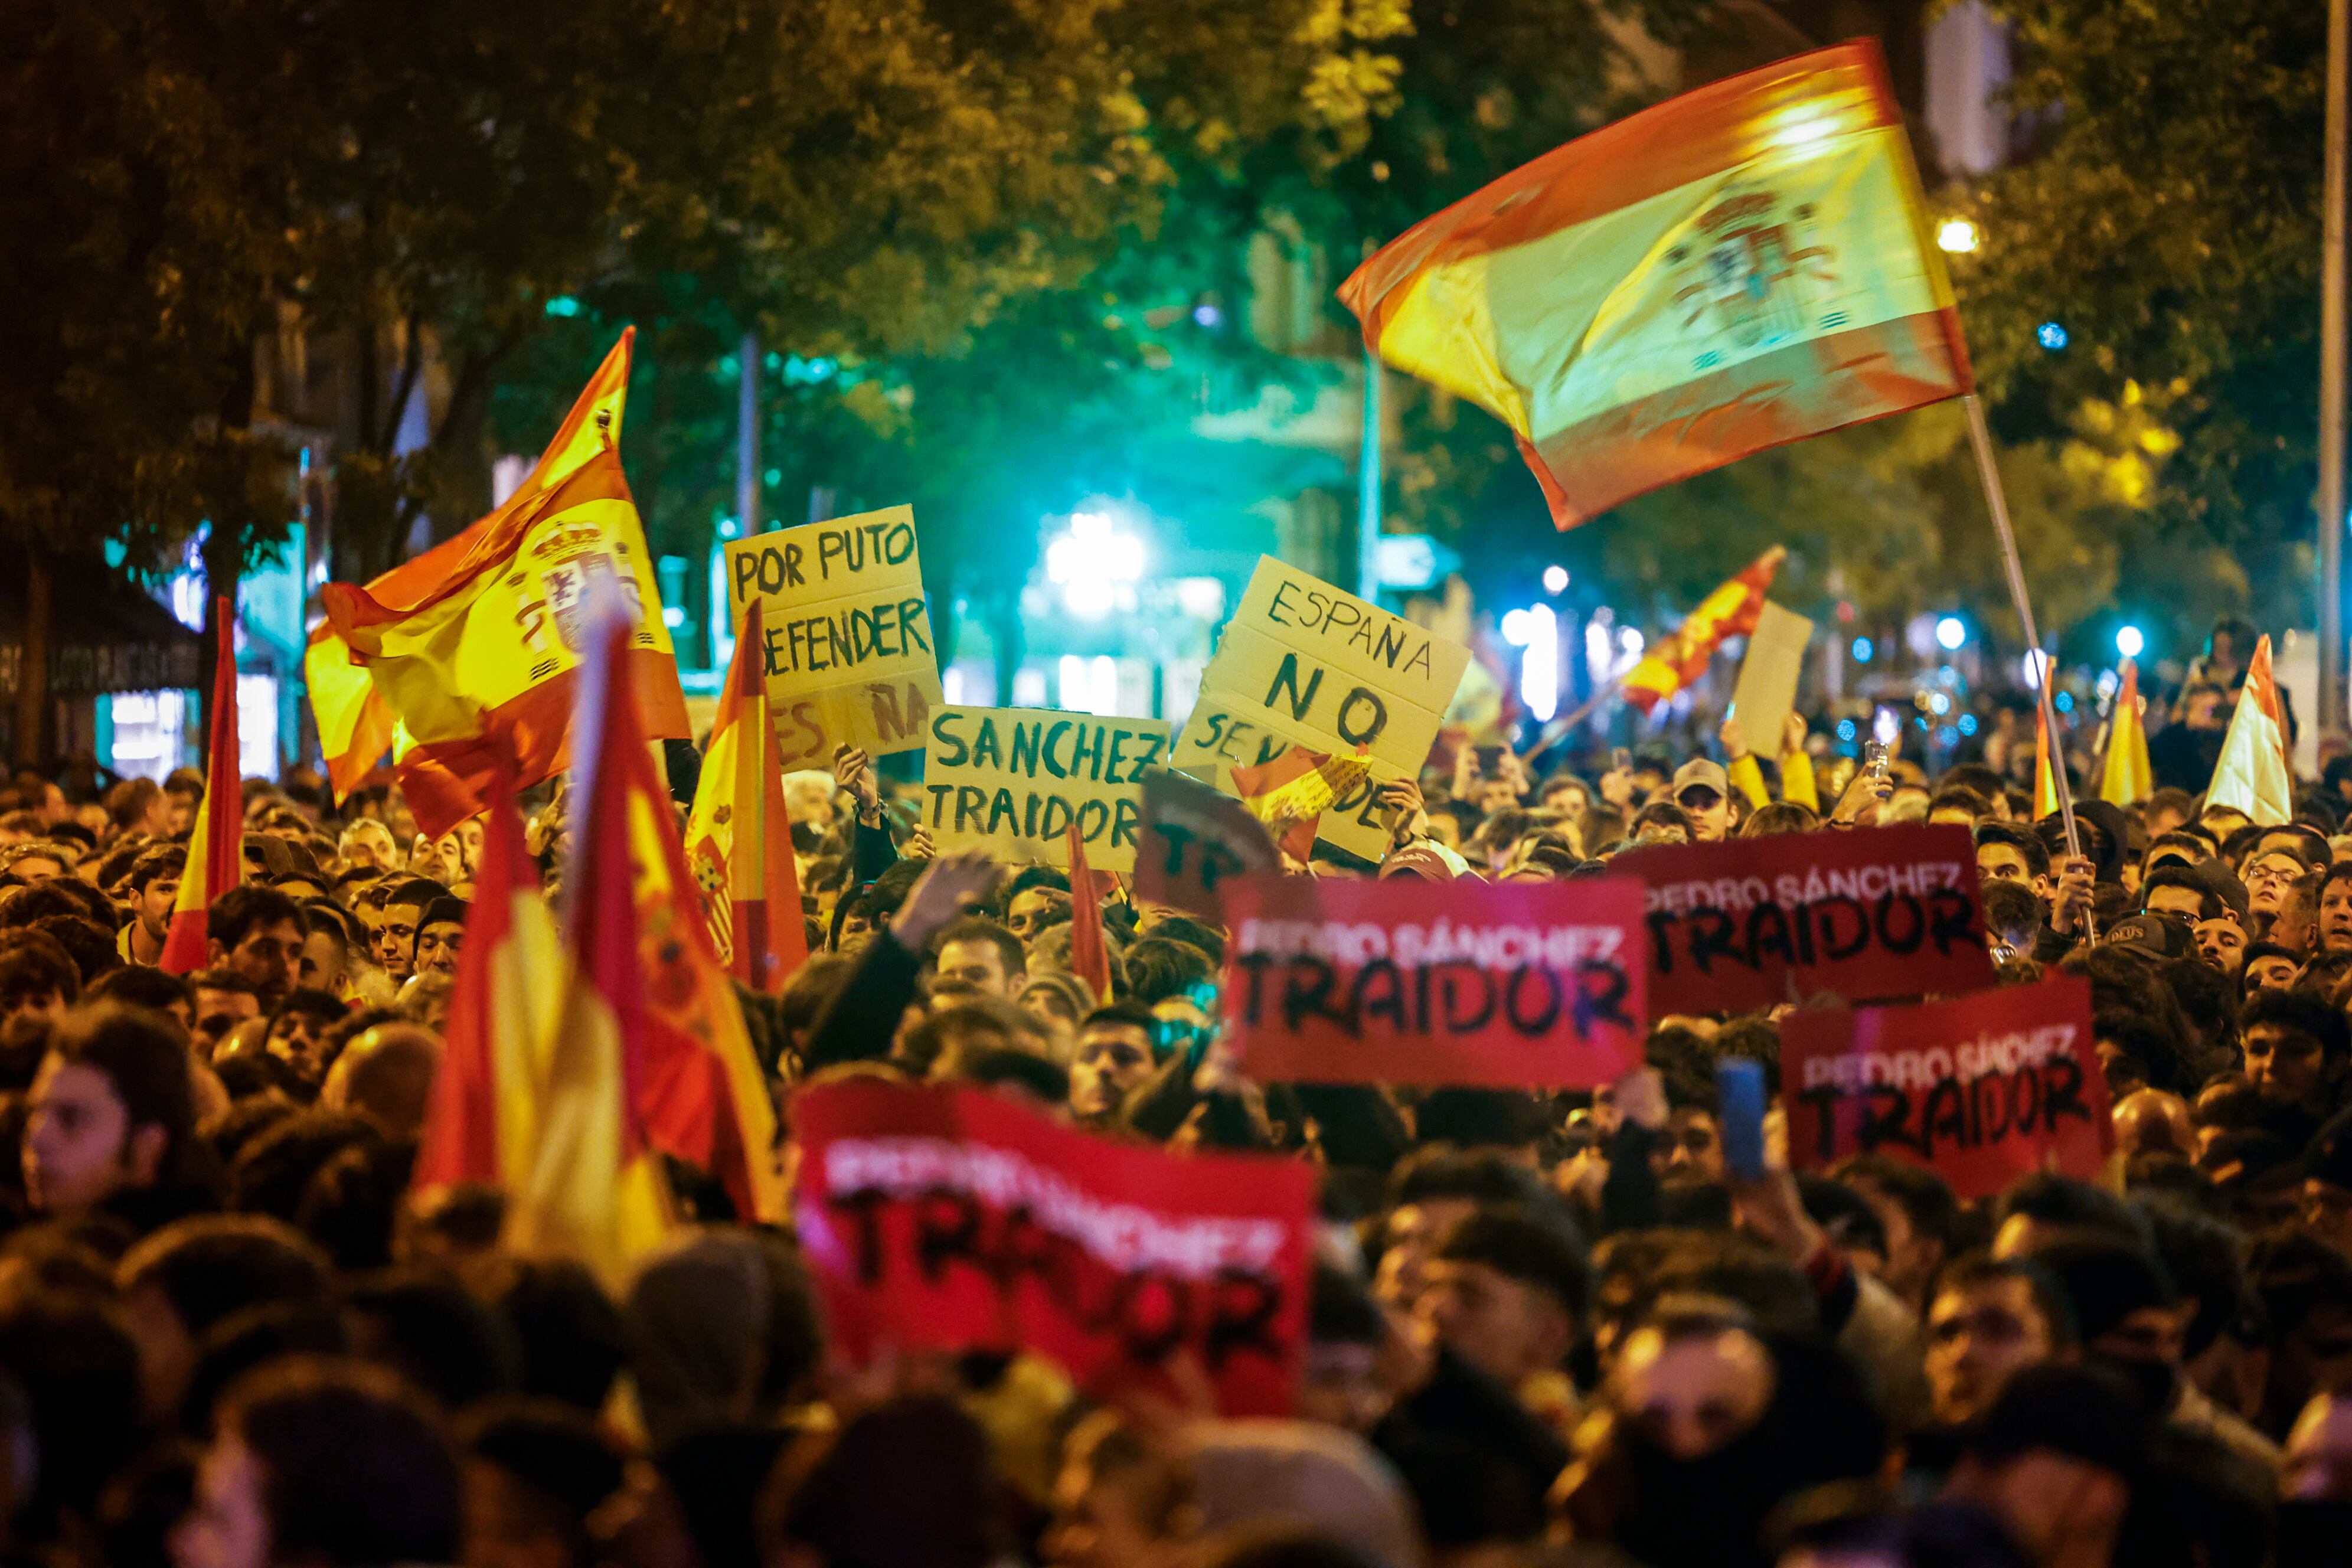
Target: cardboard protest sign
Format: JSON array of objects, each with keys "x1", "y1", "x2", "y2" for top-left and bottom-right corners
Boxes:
[
  {"x1": 1220, "y1": 873, "x2": 1648, "y2": 1089},
  {"x1": 1134, "y1": 769, "x2": 1283, "y2": 921},
  {"x1": 1781, "y1": 977, "x2": 2108, "y2": 1200},
  {"x1": 1729, "y1": 602, "x2": 1813, "y2": 752},
  {"x1": 723, "y1": 505, "x2": 944, "y2": 767},
  {"x1": 1172, "y1": 557, "x2": 1471, "y2": 861},
  {"x1": 1611, "y1": 823, "x2": 1995, "y2": 1014},
  {"x1": 791, "y1": 1077, "x2": 1314, "y2": 1416},
  {"x1": 920, "y1": 707, "x2": 1170, "y2": 873}
]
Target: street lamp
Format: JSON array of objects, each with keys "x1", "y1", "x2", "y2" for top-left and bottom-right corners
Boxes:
[
  {"x1": 1044, "y1": 509, "x2": 1146, "y2": 618},
  {"x1": 1936, "y1": 218, "x2": 1981, "y2": 255}
]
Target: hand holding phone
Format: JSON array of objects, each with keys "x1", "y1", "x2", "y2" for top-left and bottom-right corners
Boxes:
[{"x1": 1717, "y1": 1059, "x2": 1768, "y2": 1181}]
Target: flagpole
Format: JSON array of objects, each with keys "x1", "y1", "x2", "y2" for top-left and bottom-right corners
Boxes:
[{"x1": 1964, "y1": 395, "x2": 2081, "y2": 861}]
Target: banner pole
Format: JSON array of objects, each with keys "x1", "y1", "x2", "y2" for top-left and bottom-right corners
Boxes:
[{"x1": 1964, "y1": 394, "x2": 2081, "y2": 863}]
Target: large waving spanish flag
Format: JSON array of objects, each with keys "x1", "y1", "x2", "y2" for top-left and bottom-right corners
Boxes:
[
  {"x1": 2209, "y1": 636, "x2": 2294, "y2": 827},
  {"x1": 1622, "y1": 547, "x2": 1783, "y2": 714},
  {"x1": 315, "y1": 332, "x2": 689, "y2": 837},
  {"x1": 159, "y1": 602, "x2": 243, "y2": 974},
  {"x1": 1339, "y1": 41, "x2": 1971, "y2": 528},
  {"x1": 684, "y1": 602, "x2": 809, "y2": 997}
]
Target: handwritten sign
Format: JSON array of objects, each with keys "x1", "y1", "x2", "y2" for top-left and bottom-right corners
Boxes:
[
  {"x1": 920, "y1": 707, "x2": 1170, "y2": 873},
  {"x1": 1133, "y1": 770, "x2": 1283, "y2": 922},
  {"x1": 791, "y1": 1077, "x2": 1314, "y2": 1416},
  {"x1": 1781, "y1": 978, "x2": 2108, "y2": 1200},
  {"x1": 1610, "y1": 824, "x2": 1995, "y2": 1014},
  {"x1": 1172, "y1": 557, "x2": 1471, "y2": 861},
  {"x1": 1220, "y1": 874, "x2": 1648, "y2": 1089},
  {"x1": 723, "y1": 505, "x2": 944, "y2": 766}
]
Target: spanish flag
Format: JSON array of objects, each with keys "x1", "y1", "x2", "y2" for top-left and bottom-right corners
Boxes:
[
  {"x1": 685, "y1": 602, "x2": 809, "y2": 995},
  {"x1": 507, "y1": 612, "x2": 675, "y2": 1286},
  {"x1": 1339, "y1": 42, "x2": 1971, "y2": 528},
  {"x1": 316, "y1": 332, "x2": 690, "y2": 838},
  {"x1": 159, "y1": 602, "x2": 243, "y2": 974},
  {"x1": 1064, "y1": 819, "x2": 1113, "y2": 1007},
  {"x1": 1622, "y1": 548, "x2": 1784, "y2": 714},
  {"x1": 413, "y1": 770, "x2": 564, "y2": 1196},
  {"x1": 2208, "y1": 635, "x2": 2294, "y2": 827},
  {"x1": 607, "y1": 650, "x2": 786, "y2": 1225},
  {"x1": 2099, "y1": 659, "x2": 2154, "y2": 807}
]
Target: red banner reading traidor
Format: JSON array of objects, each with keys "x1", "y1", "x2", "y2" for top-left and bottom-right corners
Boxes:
[
  {"x1": 1219, "y1": 873, "x2": 1648, "y2": 1089},
  {"x1": 1781, "y1": 977, "x2": 2109, "y2": 1200},
  {"x1": 790, "y1": 1077, "x2": 1314, "y2": 1416},
  {"x1": 1610, "y1": 823, "x2": 1994, "y2": 1014}
]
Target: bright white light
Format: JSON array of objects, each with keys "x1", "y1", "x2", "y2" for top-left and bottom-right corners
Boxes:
[
  {"x1": 1936, "y1": 218, "x2": 1981, "y2": 255},
  {"x1": 1093, "y1": 656, "x2": 1121, "y2": 716},
  {"x1": 1929, "y1": 692, "x2": 1951, "y2": 715},
  {"x1": 1619, "y1": 627, "x2": 1645, "y2": 656},
  {"x1": 1046, "y1": 508, "x2": 1146, "y2": 618},
  {"x1": 1500, "y1": 608, "x2": 1533, "y2": 645},
  {"x1": 1012, "y1": 667, "x2": 1048, "y2": 707},
  {"x1": 662, "y1": 606, "x2": 686, "y2": 629},
  {"x1": 2021, "y1": 649, "x2": 2048, "y2": 689},
  {"x1": 1586, "y1": 622, "x2": 1613, "y2": 684},
  {"x1": 1175, "y1": 577, "x2": 1226, "y2": 620},
  {"x1": 1541, "y1": 565, "x2": 1570, "y2": 594},
  {"x1": 1057, "y1": 655, "x2": 1087, "y2": 710},
  {"x1": 943, "y1": 666, "x2": 965, "y2": 704},
  {"x1": 1935, "y1": 616, "x2": 1966, "y2": 651},
  {"x1": 1873, "y1": 708, "x2": 1902, "y2": 747},
  {"x1": 1518, "y1": 605, "x2": 1559, "y2": 721},
  {"x1": 1773, "y1": 110, "x2": 1841, "y2": 153},
  {"x1": 2115, "y1": 625, "x2": 2145, "y2": 659}
]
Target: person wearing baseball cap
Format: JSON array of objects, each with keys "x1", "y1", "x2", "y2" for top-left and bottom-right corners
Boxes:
[{"x1": 1671, "y1": 759, "x2": 1734, "y2": 842}]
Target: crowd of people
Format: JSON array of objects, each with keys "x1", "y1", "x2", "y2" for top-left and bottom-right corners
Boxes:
[{"x1": 0, "y1": 615, "x2": 2348, "y2": 1568}]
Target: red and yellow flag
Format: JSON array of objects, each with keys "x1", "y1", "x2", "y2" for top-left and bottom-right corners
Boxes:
[
  {"x1": 2209, "y1": 635, "x2": 2294, "y2": 826},
  {"x1": 1065, "y1": 819, "x2": 1113, "y2": 1007},
  {"x1": 413, "y1": 770, "x2": 564, "y2": 1195},
  {"x1": 2033, "y1": 707, "x2": 2061, "y2": 821},
  {"x1": 315, "y1": 332, "x2": 690, "y2": 838},
  {"x1": 685, "y1": 602, "x2": 809, "y2": 995},
  {"x1": 160, "y1": 602, "x2": 243, "y2": 974},
  {"x1": 1340, "y1": 42, "x2": 1971, "y2": 528},
  {"x1": 2100, "y1": 660, "x2": 2154, "y2": 808},
  {"x1": 1622, "y1": 548, "x2": 1785, "y2": 714},
  {"x1": 589, "y1": 609, "x2": 785, "y2": 1226}
]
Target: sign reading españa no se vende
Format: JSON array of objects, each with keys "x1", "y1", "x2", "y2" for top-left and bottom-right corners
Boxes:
[
  {"x1": 1172, "y1": 557, "x2": 1472, "y2": 861},
  {"x1": 723, "y1": 505, "x2": 945, "y2": 767}
]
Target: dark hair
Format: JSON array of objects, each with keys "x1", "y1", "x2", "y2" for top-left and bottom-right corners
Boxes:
[
  {"x1": 1929, "y1": 1250, "x2": 2080, "y2": 1347},
  {"x1": 1119, "y1": 937, "x2": 1216, "y2": 1006},
  {"x1": 1145, "y1": 914, "x2": 1227, "y2": 965},
  {"x1": 46, "y1": 1002, "x2": 197, "y2": 1171},
  {"x1": 1929, "y1": 785, "x2": 1992, "y2": 820},
  {"x1": 342, "y1": 1270, "x2": 521, "y2": 1411},
  {"x1": 104, "y1": 778, "x2": 163, "y2": 832},
  {"x1": 230, "y1": 1110, "x2": 385, "y2": 1224},
  {"x1": 495, "y1": 1262, "x2": 627, "y2": 1414},
  {"x1": 1740, "y1": 802, "x2": 1818, "y2": 837},
  {"x1": 1833, "y1": 1153, "x2": 1961, "y2": 1252},
  {"x1": 83, "y1": 966, "x2": 192, "y2": 1018},
  {"x1": 0, "y1": 1289, "x2": 142, "y2": 1524},
  {"x1": 2141, "y1": 867, "x2": 2224, "y2": 922},
  {"x1": 2242, "y1": 988, "x2": 2352, "y2": 1063},
  {"x1": 1628, "y1": 801, "x2": 1696, "y2": 840},
  {"x1": 117, "y1": 1215, "x2": 332, "y2": 1340},
  {"x1": 1995, "y1": 1173, "x2": 2151, "y2": 1249},
  {"x1": 941, "y1": 1045, "x2": 1070, "y2": 1106},
  {"x1": 207, "y1": 886, "x2": 305, "y2": 952},
  {"x1": 456, "y1": 1399, "x2": 626, "y2": 1544},
  {"x1": 928, "y1": 916, "x2": 1025, "y2": 979},
  {"x1": 2139, "y1": 1198, "x2": 2258, "y2": 1359},
  {"x1": 1308, "y1": 1260, "x2": 1384, "y2": 1347},
  {"x1": 218, "y1": 1357, "x2": 463, "y2": 1567},
  {"x1": 1415, "y1": 1087, "x2": 1554, "y2": 1151},
  {"x1": 381, "y1": 878, "x2": 449, "y2": 913},
  {"x1": 1434, "y1": 1204, "x2": 1589, "y2": 1318},
  {"x1": 1974, "y1": 821, "x2": 2050, "y2": 879},
  {"x1": 1980, "y1": 880, "x2": 2043, "y2": 948},
  {"x1": 0, "y1": 929, "x2": 81, "y2": 1005}
]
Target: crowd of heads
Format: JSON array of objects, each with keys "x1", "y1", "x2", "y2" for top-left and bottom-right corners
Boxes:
[{"x1": 2, "y1": 645, "x2": 2352, "y2": 1568}]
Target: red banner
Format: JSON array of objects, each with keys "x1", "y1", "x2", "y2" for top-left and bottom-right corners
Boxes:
[
  {"x1": 1609, "y1": 823, "x2": 1995, "y2": 1014},
  {"x1": 1781, "y1": 978, "x2": 2109, "y2": 1200},
  {"x1": 790, "y1": 1078, "x2": 1314, "y2": 1416},
  {"x1": 1133, "y1": 769, "x2": 1283, "y2": 922},
  {"x1": 1219, "y1": 874, "x2": 1648, "y2": 1089}
]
